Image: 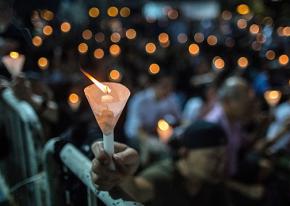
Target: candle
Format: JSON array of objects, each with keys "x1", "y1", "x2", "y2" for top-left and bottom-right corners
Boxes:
[
  {"x1": 82, "y1": 69, "x2": 131, "y2": 170},
  {"x1": 157, "y1": 119, "x2": 173, "y2": 143}
]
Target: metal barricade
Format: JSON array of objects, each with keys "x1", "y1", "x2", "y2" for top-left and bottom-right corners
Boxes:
[
  {"x1": 43, "y1": 138, "x2": 143, "y2": 206},
  {"x1": 0, "y1": 88, "x2": 43, "y2": 206}
]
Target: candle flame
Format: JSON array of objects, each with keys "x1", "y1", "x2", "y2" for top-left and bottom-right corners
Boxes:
[
  {"x1": 81, "y1": 69, "x2": 111, "y2": 94},
  {"x1": 158, "y1": 119, "x2": 170, "y2": 131}
]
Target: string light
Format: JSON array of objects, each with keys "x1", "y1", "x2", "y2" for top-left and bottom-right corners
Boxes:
[
  {"x1": 145, "y1": 42, "x2": 156, "y2": 54},
  {"x1": 94, "y1": 48, "x2": 104, "y2": 59},
  {"x1": 32, "y1": 36, "x2": 42, "y2": 47},
  {"x1": 109, "y1": 44, "x2": 121, "y2": 56},
  {"x1": 38, "y1": 57, "x2": 49, "y2": 70},
  {"x1": 88, "y1": 7, "x2": 100, "y2": 18},
  {"x1": 126, "y1": 28, "x2": 137, "y2": 40},
  {"x1": 188, "y1": 44, "x2": 199, "y2": 56},
  {"x1": 149, "y1": 63, "x2": 160, "y2": 74},
  {"x1": 78, "y1": 43, "x2": 88, "y2": 54},
  {"x1": 60, "y1": 22, "x2": 71, "y2": 33}
]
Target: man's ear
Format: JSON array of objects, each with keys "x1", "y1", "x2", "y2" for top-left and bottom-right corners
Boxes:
[{"x1": 178, "y1": 147, "x2": 189, "y2": 158}]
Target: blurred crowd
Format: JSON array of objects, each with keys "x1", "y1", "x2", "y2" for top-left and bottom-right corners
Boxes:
[{"x1": 0, "y1": 0, "x2": 290, "y2": 205}]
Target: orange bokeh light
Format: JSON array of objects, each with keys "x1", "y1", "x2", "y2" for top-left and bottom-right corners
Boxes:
[
  {"x1": 89, "y1": 7, "x2": 100, "y2": 18},
  {"x1": 82, "y1": 29, "x2": 93, "y2": 40},
  {"x1": 213, "y1": 56, "x2": 225, "y2": 70},
  {"x1": 237, "y1": 57, "x2": 249, "y2": 68},
  {"x1": 94, "y1": 48, "x2": 104, "y2": 59},
  {"x1": 109, "y1": 69, "x2": 122, "y2": 81},
  {"x1": 126, "y1": 28, "x2": 137, "y2": 40},
  {"x1": 120, "y1": 7, "x2": 130, "y2": 17},
  {"x1": 207, "y1": 35, "x2": 218, "y2": 46},
  {"x1": 43, "y1": 25, "x2": 53, "y2": 36},
  {"x1": 107, "y1": 6, "x2": 118, "y2": 17},
  {"x1": 188, "y1": 44, "x2": 199, "y2": 56},
  {"x1": 149, "y1": 63, "x2": 160, "y2": 74},
  {"x1": 278, "y1": 54, "x2": 289, "y2": 66},
  {"x1": 158, "y1": 33, "x2": 169, "y2": 44},
  {"x1": 38, "y1": 57, "x2": 49, "y2": 70},
  {"x1": 109, "y1": 44, "x2": 121, "y2": 56},
  {"x1": 265, "y1": 50, "x2": 275, "y2": 60},
  {"x1": 78, "y1": 43, "x2": 88, "y2": 54},
  {"x1": 60, "y1": 22, "x2": 71, "y2": 33},
  {"x1": 145, "y1": 42, "x2": 156, "y2": 54}
]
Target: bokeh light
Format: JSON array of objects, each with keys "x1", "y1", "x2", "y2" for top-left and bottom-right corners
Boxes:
[
  {"x1": 207, "y1": 35, "x2": 218, "y2": 46},
  {"x1": 107, "y1": 6, "x2": 118, "y2": 17},
  {"x1": 109, "y1": 69, "x2": 122, "y2": 81},
  {"x1": 60, "y1": 22, "x2": 71, "y2": 33},
  {"x1": 95, "y1": 32, "x2": 105, "y2": 43},
  {"x1": 43, "y1": 25, "x2": 53, "y2": 36},
  {"x1": 213, "y1": 56, "x2": 225, "y2": 70},
  {"x1": 237, "y1": 57, "x2": 249, "y2": 68},
  {"x1": 94, "y1": 48, "x2": 104, "y2": 59},
  {"x1": 177, "y1": 33, "x2": 188, "y2": 44},
  {"x1": 38, "y1": 57, "x2": 49, "y2": 70},
  {"x1": 237, "y1": 4, "x2": 250, "y2": 15},
  {"x1": 149, "y1": 63, "x2": 160, "y2": 74},
  {"x1": 32, "y1": 36, "x2": 43, "y2": 47},
  {"x1": 110, "y1": 32, "x2": 121, "y2": 43},
  {"x1": 278, "y1": 54, "x2": 289, "y2": 66},
  {"x1": 158, "y1": 33, "x2": 169, "y2": 44},
  {"x1": 88, "y1": 7, "x2": 100, "y2": 18},
  {"x1": 109, "y1": 44, "x2": 121, "y2": 56},
  {"x1": 120, "y1": 7, "x2": 130, "y2": 17},
  {"x1": 126, "y1": 28, "x2": 137, "y2": 40},
  {"x1": 265, "y1": 50, "x2": 276, "y2": 60},
  {"x1": 82, "y1": 29, "x2": 93, "y2": 40},
  {"x1": 249, "y1": 24, "x2": 260, "y2": 34},
  {"x1": 188, "y1": 44, "x2": 199, "y2": 56},
  {"x1": 145, "y1": 42, "x2": 156, "y2": 54},
  {"x1": 237, "y1": 19, "x2": 247, "y2": 29},
  {"x1": 194, "y1": 32, "x2": 204, "y2": 43},
  {"x1": 78, "y1": 43, "x2": 88, "y2": 54}
]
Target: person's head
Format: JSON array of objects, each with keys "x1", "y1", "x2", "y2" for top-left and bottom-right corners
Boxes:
[
  {"x1": 0, "y1": 0, "x2": 13, "y2": 31},
  {"x1": 150, "y1": 72, "x2": 174, "y2": 100},
  {"x1": 218, "y1": 76, "x2": 254, "y2": 121},
  {"x1": 172, "y1": 121, "x2": 227, "y2": 183}
]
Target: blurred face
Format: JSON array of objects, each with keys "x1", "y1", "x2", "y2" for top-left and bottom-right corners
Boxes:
[
  {"x1": 154, "y1": 76, "x2": 173, "y2": 100},
  {"x1": 225, "y1": 88, "x2": 254, "y2": 121},
  {"x1": 182, "y1": 146, "x2": 226, "y2": 183}
]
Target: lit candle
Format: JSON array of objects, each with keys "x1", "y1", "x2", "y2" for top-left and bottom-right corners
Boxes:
[
  {"x1": 82, "y1": 69, "x2": 130, "y2": 170},
  {"x1": 157, "y1": 119, "x2": 173, "y2": 143}
]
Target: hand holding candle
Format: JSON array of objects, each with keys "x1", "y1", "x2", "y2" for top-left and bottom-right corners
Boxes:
[{"x1": 81, "y1": 69, "x2": 130, "y2": 169}]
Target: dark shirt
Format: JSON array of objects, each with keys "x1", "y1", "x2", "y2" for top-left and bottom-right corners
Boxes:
[{"x1": 139, "y1": 158, "x2": 230, "y2": 206}]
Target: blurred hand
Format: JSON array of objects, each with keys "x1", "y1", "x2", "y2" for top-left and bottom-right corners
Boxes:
[{"x1": 91, "y1": 142, "x2": 139, "y2": 191}]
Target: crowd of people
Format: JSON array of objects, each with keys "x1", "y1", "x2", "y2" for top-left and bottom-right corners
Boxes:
[{"x1": 0, "y1": 0, "x2": 290, "y2": 205}]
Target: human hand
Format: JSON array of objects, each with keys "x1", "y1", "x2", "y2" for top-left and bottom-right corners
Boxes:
[{"x1": 91, "y1": 142, "x2": 139, "y2": 191}]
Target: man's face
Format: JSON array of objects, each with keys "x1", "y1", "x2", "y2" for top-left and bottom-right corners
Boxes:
[{"x1": 184, "y1": 146, "x2": 226, "y2": 183}]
